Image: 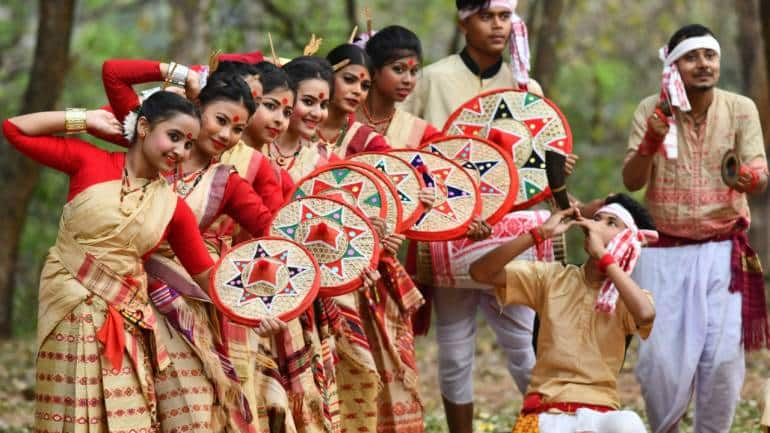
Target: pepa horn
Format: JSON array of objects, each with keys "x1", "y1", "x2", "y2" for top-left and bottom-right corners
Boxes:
[{"x1": 545, "y1": 150, "x2": 570, "y2": 210}]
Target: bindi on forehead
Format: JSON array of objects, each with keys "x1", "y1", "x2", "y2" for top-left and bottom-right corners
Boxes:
[
  {"x1": 319, "y1": 92, "x2": 325, "y2": 99},
  {"x1": 407, "y1": 58, "x2": 416, "y2": 66},
  {"x1": 233, "y1": 115, "x2": 240, "y2": 123},
  {"x1": 281, "y1": 97, "x2": 289, "y2": 106},
  {"x1": 359, "y1": 72, "x2": 366, "y2": 79},
  {"x1": 186, "y1": 132, "x2": 193, "y2": 139}
]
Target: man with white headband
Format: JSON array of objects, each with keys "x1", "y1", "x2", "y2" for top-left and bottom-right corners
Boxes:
[
  {"x1": 402, "y1": 2, "x2": 545, "y2": 431},
  {"x1": 622, "y1": 24, "x2": 769, "y2": 432},
  {"x1": 402, "y1": 0, "x2": 542, "y2": 127},
  {"x1": 470, "y1": 194, "x2": 657, "y2": 433}
]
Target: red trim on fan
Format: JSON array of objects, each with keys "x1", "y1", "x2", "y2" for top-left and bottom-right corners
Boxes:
[
  {"x1": 347, "y1": 151, "x2": 427, "y2": 231},
  {"x1": 208, "y1": 236, "x2": 321, "y2": 327},
  {"x1": 421, "y1": 134, "x2": 518, "y2": 226}
]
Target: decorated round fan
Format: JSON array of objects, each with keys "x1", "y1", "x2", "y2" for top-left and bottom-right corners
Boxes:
[
  {"x1": 442, "y1": 88, "x2": 573, "y2": 210},
  {"x1": 348, "y1": 152, "x2": 426, "y2": 231},
  {"x1": 210, "y1": 237, "x2": 320, "y2": 326},
  {"x1": 388, "y1": 149, "x2": 481, "y2": 241},
  {"x1": 423, "y1": 135, "x2": 518, "y2": 225},
  {"x1": 270, "y1": 196, "x2": 381, "y2": 296},
  {"x1": 326, "y1": 161, "x2": 404, "y2": 234},
  {"x1": 291, "y1": 163, "x2": 388, "y2": 221}
]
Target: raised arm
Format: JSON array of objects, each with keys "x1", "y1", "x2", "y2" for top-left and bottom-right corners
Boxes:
[
  {"x1": 102, "y1": 59, "x2": 165, "y2": 123},
  {"x1": 3, "y1": 110, "x2": 121, "y2": 175},
  {"x1": 469, "y1": 207, "x2": 577, "y2": 287}
]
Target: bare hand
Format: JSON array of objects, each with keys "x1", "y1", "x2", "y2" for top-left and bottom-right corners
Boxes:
[
  {"x1": 733, "y1": 166, "x2": 758, "y2": 193},
  {"x1": 164, "y1": 86, "x2": 187, "y2": 98},
  {"x1": 369, "y1": 216, "x2": 388, "y2": 238},
  {"x1": 185, "y1": 69, "x2": 202, "y2": 102},
  {"x1": 418, "y1": 187, "x2": 436, "y2": 208},
  {"x1": 565, "y1": 153, "x2": 579, "y2": 176},
  {"x1": 86, "y1": 109, "x2": 123, "y2": 136},
  {"x1": 381, "y1": 233, "x2": 405, "y2": 256},
  {"x1": 360, "y1": 267, "x2": 381, "y2": 292},
  {"x1": 255, "y1": 317, "x2": 287, "y2": 337},
  {"x1": 466, "y1": 217, "x2": 493, "y2": 241},
  {"x1": 648, "y1": 107, "x2": 669, "y2": 138},
  {"x1": 574, "y1": 218, "x2": 607, "y2": 259},
  {"x1": 540, "y1": 206, "x2": 579, "y2": 239}
]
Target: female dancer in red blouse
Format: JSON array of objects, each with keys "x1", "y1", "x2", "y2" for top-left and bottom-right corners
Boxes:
[
  {"x1": 315, "y1": 43, "x2": 390, "y2": 157},
  {"x1": 360, "y1": 25, "x2": 442, "y2": 148},
  {"x1": 3, "y1": 92, "x2": 217, "y2": 433},
  {"x1": 102, "y1": 60, "x2": 287, "y2": 432},
  {"x1": 102, "y1": 58, "x2": 284, "y2": 216}
]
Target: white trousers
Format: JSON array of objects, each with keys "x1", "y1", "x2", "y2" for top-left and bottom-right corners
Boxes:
[
  {"x1": 434, "y1": 287, "x2": 535, "y2": 404},
  {"x1": 538, "y1": 408, "x2": 648, "y2": 433},
  {"x1": 632, "y1": 241, "x2": 744, "y2": 433}
]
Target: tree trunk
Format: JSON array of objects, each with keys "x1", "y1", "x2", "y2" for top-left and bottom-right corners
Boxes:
[
  {"x1": 168, "y1": 0, "x2": 210, "y2": 62},
  {"x1": 531, "y1": 0, "x2": 566, "y2": 93},
  {"x1": 740, "y1": 0, "x2": 770, "y2": 266},
  {"x1": 0, "y1": 0, "x2": 77, "y2": 337},
  {"x1": 345, "y1": 0, "x2": 357, "y2": 35}
]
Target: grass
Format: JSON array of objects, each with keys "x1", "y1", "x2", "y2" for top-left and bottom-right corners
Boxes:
[{"x1": 0, "y1": 322, "x2": 768, "y2": 432}]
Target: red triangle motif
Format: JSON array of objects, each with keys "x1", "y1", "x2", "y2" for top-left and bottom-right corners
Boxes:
[
  {"x1": 488, "y1": 127, "x2": 522, "y2": 153},
  {"x1": 300, "y1": 204, "x2": 322, "y2": 221},
  {"x1": 311, "y1": 179, "x2": 335, "y2": 195},
  {"x1": 522, "y1": 117, "x2": 552, "y2": 138},
  {"x1": 339, "y1": 181, "x2": 364, "y2": 199},
  {"x1": 432, "y1": 201, "x2": 458, "y2": 221},
  {"x1": 462, "y1": 100, "x2": 484, "y2": 116},
  {"x1": 430, "y1": 167, "x2": 453, "y2": 183},
  {"x1": 453, "y1": 141, "x2": 472, "y2": 161},
  {"x1": 544, "y1": 137, "x2": 569, "y2": 152},
  {"x1": 324, "y1": 257, "x2": 345, "y2": 278},
  {"x1": 456, "y1": 123, "x2": 484, "y2": 137},
  {"x1": 479, "y1": 181, "x2": 504, "y2": 196}
]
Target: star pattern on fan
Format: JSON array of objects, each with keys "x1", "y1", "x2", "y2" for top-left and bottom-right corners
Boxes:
[
  {"x1": 275, "y1": 204, "x2": 369, "y2": 280},
  {"x1": 408, "y1": 154, "x2": 471, "y2": 225},
  {"x1": 373, "y1": 158, "x2": 414, "y2": 204},
  {"x1": 225, "y1": 244, "x2": 307, "y2": 310}
]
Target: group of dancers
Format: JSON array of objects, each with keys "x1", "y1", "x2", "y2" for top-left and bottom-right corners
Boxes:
[{"x1": 4, "y1": 0, "x2": 770, "y2": 432}]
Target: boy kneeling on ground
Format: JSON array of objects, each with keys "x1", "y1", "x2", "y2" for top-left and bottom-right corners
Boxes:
[{"x1": 470, "y1": 194, "x2": 656, "y2": 433}]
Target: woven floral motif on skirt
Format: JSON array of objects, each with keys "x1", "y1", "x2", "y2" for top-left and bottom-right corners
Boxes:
[
  {"x1": 361, "y1": 257, "x2": 424, "y2": 433},
  {"x1": 35, "y1": 299, "x2": 157, "y2": 433},
  {"x1": 153, "y1": 312, "x2": 216, "y2": 433},
  {"x1": 333, "y1": 292, "x2": 382, "y2": 433}
]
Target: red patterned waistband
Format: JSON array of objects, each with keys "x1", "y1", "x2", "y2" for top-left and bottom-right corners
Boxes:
[{"x1": 520, "y1": 393, "x2": 614, "y2": 415}]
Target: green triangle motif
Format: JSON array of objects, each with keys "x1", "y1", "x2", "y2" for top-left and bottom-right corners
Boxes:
[
  {"x1": 323, "y1": 209, "x2": 344, "y2": 225},
  {"x1": 277, "y1": 223, "x2": 300, "y2": 240},
  {"x1": 523, "y1": 179, "x2": 543, "y2": 199},
  {"x1": 523, "y1": 93, "x2": 541, "y2": 107},
  {"x1": 331, "y1": 168, "x2": 351, "y2": 183},
  {"x1": 292, "y1": 188, "x2": 307, "y2": 199},
  {"x1": 363, "y1": 193, "x2": 382, "y2": 208}
]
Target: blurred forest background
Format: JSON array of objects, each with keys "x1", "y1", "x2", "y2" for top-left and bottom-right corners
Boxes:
[{"x1": 1, "y1": 0, "x2": 770, "y2": 431}]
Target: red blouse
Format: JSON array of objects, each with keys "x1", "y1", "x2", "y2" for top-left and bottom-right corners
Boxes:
[
  {"x1": 3, "y1": 119, "x2": 213, "y2": 275},
  {"x1": 102, "y1": 58, "x2": 275, "y2": 236}
]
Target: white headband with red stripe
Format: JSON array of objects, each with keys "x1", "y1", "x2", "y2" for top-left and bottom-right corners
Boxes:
[
  {"x1": 593, "y1": 203, "x2": 658, "y2": 313},
  {"x1": 458, "y1": 0, "x2": 530, "y2": 87},
  {"x1": 657, "y1": 35, "x2": 721, "y2": 159}
]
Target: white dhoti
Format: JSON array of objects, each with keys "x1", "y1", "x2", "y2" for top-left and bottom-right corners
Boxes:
[
  {"x1": 537, "y1": 408, "x2": 648, "y2": 433},
  {"x1": 432, "y1": 211, "x2": 550, "y2": 404},
  {"x1": 632, "y1": 240, "x2": 744, "y2": 433}
]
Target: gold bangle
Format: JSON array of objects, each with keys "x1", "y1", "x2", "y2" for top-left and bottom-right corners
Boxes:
[{"x1": 65, "y1": 108, "x2": 87, "y2": 134}]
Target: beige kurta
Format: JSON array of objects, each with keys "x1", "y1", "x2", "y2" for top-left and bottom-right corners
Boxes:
[
  {"x1": 500, "y1": 261, "x2": 653, "y2": 409},
  {"x1": 401, "y1": 53, "x2": 543, "y2": 129},
  {"x1": 626, "y1": 88, "x2": 767, "y2": 239}
]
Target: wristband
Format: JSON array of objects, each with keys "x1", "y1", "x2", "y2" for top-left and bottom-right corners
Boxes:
[
  {"x1": 64, "y1": 108, "x2": 87, "y2": 134},
  {"x1": 598, "y1": 252, "x2": 615, "y2": 274},
  {"x1": 163, "y1": 61, "x2": 190, "y2": 88},
  {"x1": 739, "y1": 165, "x2": 761, "y2": 193},
  {"x1": 529, "y1": 227, "x2": 545, "y2": 260}
]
